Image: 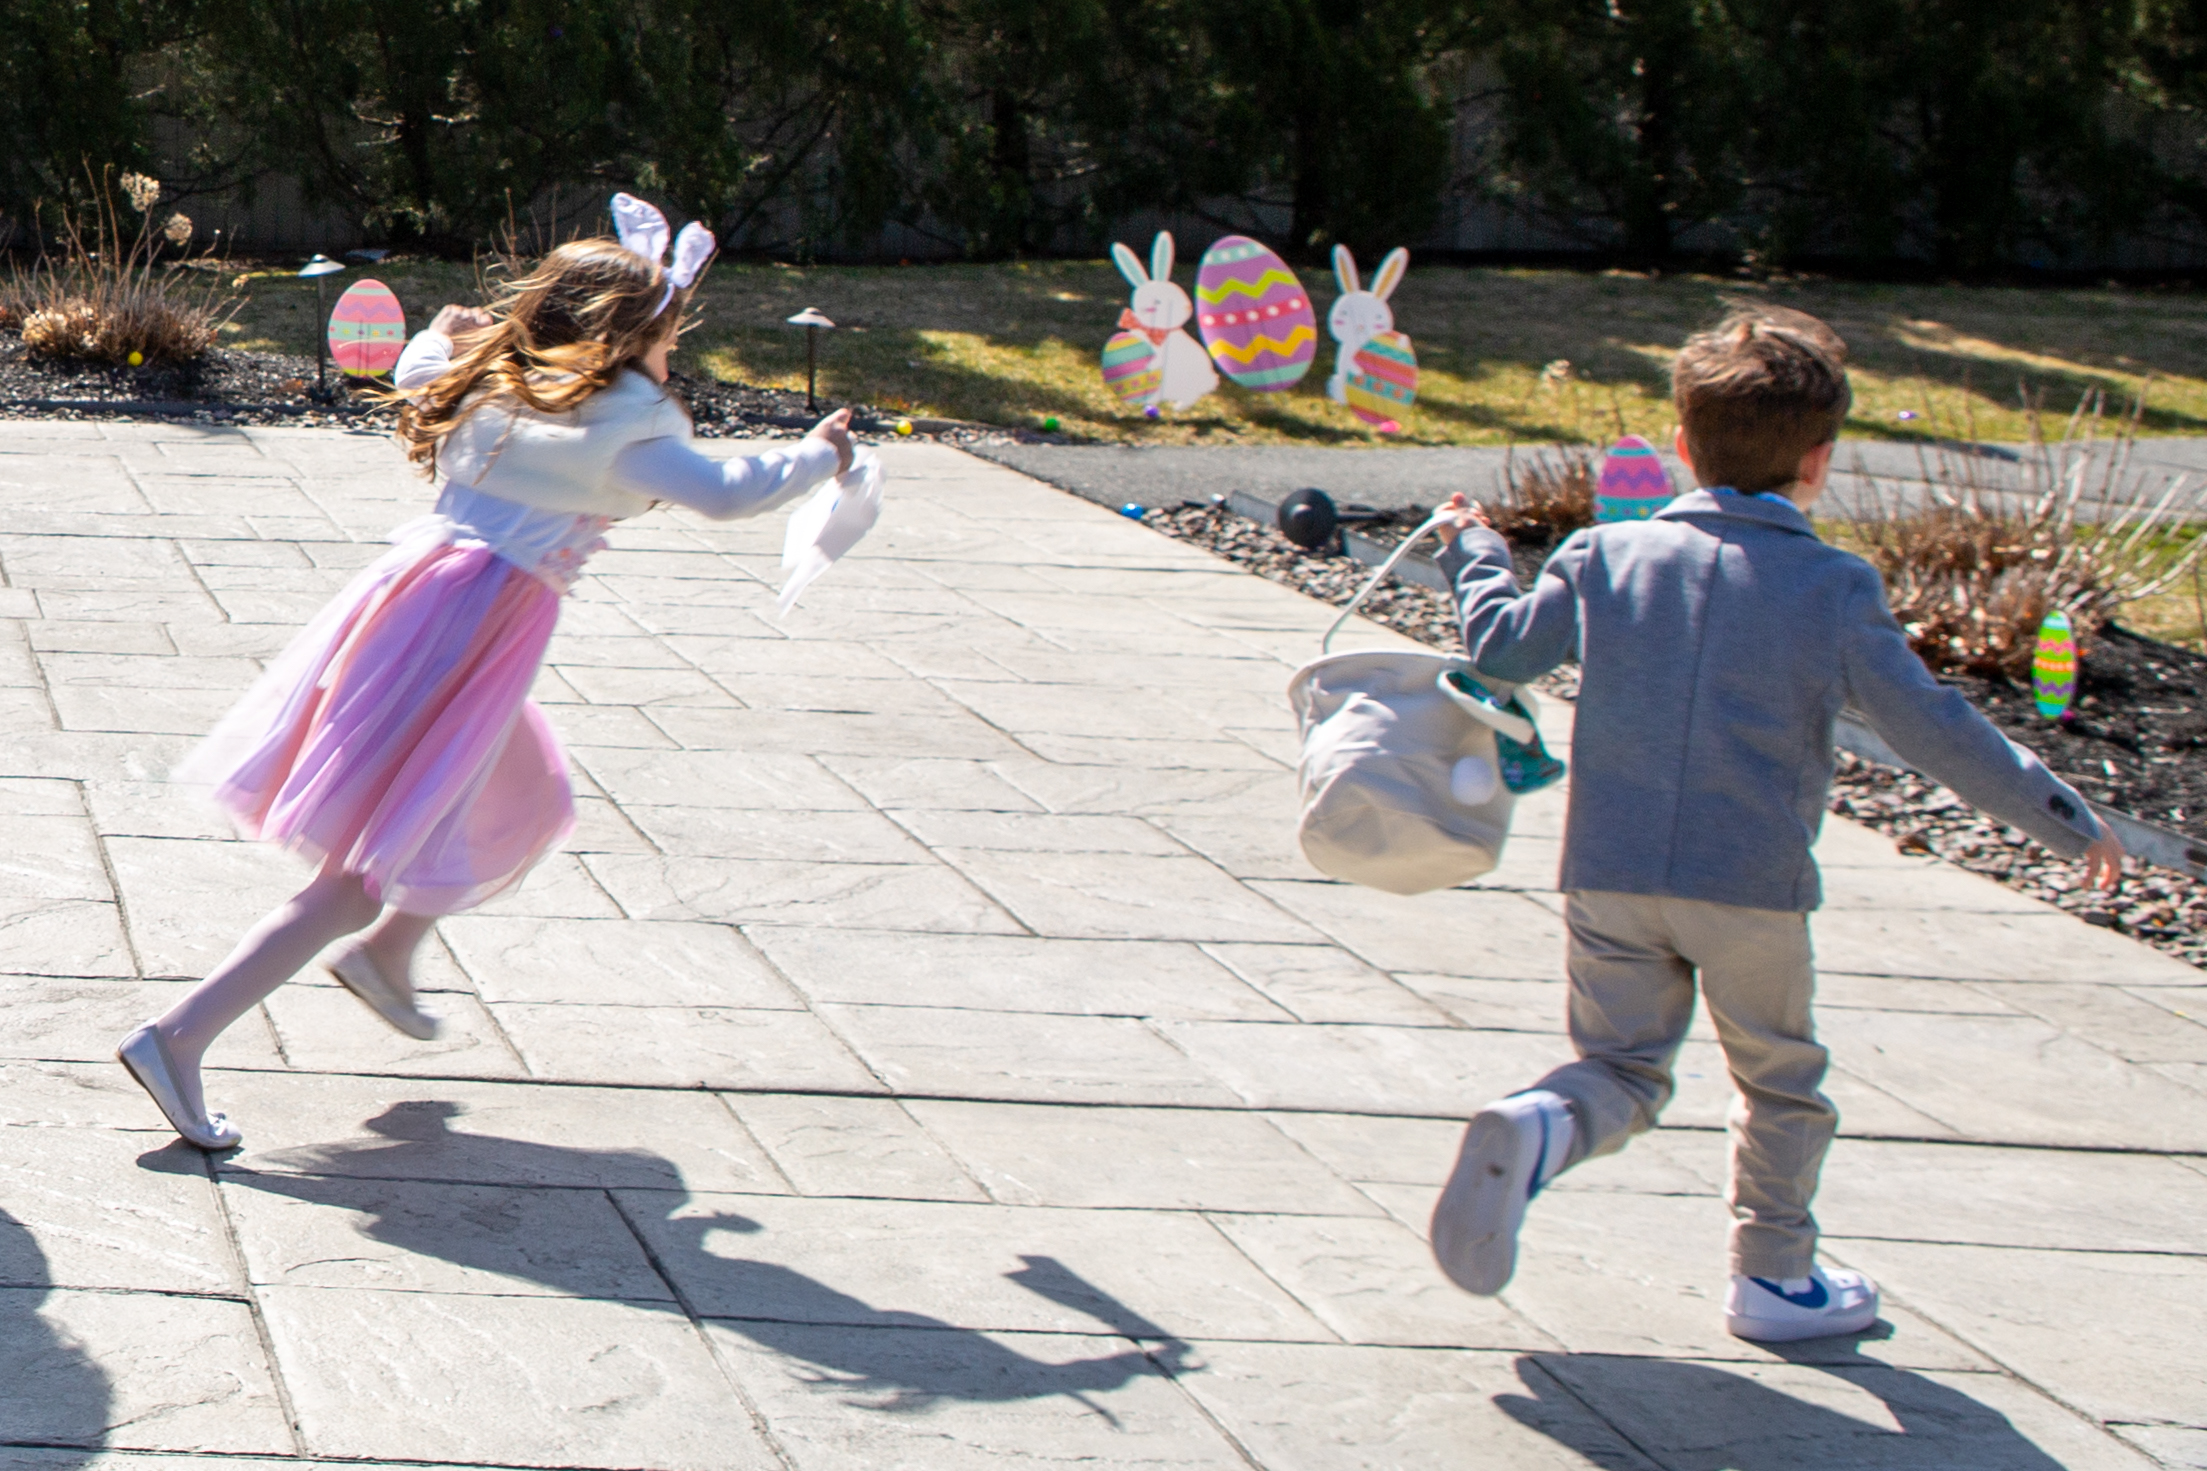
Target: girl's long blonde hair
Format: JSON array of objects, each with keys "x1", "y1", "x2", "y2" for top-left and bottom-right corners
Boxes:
[{"x1": 395, "y1": 238, "x2": 692, "y2": 476}]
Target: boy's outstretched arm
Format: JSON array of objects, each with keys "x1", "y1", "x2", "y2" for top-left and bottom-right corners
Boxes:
[
  {"x1": 1432, "y1": 492, "x2": 1584, "y2": 683},
  {"x1": 1840, "y1": 577, "x2": 2124, "y2": 889}
]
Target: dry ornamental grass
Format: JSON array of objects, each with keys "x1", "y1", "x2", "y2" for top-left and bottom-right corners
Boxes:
[
  {"x1": 1841, "y1": 396, "x2": 2207, "y2": 678},
  {"x1": 3, "y1": 169, "x2": 237, "y2": 367}
]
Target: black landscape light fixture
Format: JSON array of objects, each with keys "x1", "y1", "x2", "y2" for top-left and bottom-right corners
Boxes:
[
  {"x1": 1277, "y1": 488, "x2": 1339, "y2": 548},
  {"x1": 786, "y1": 307, "x2": 835, "y2": 413},
  {"x1": 299, "y1": 254, "x2": 347, "y2": 397},
  {"x1": 1277, "y1": 487, "x2": 1392, "y2": 550}
]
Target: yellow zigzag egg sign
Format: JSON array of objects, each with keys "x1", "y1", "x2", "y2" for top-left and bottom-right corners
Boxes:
[
  {"x1": 1208, "y1": 325, "x2": 1316, "y2": 365},
  {"x1": 1196, "y1": 268, "x2": 1301, "y2": 303},
  {"x1": 1194, "y1": 236, "x2": 1318, "y2": 390}
]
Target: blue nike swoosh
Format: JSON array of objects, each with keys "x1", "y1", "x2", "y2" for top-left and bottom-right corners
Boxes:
[{"x1": 1750, "y1": 1276, "x2": 1829, "y2": 1309}]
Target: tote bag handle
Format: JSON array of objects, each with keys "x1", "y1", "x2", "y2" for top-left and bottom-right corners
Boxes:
[{"x1": 1321, "y1": 508, "x2": 1459, "y2": 655}]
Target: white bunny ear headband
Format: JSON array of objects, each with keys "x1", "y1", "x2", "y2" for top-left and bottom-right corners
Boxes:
[{"x1": 611, "y1": 193, "x2": 716, "y2": 317}]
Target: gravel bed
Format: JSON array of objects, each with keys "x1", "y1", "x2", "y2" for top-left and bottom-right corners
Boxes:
[
  {"x1": 1825, "y1": 754, "x2": 2207, "y2": 961},
  {"x1": 1140, "y1": 499, "x2": 2205, "y2": 969},
  {"x1": 0, "y1": 336, "x2": 1039, "y2": 446},
  {"x1": 1944, "y1": 629, "x2": 2207, "y2": 838}
]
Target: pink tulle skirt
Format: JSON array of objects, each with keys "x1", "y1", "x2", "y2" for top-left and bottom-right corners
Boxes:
[{"x1": 179, "y1": 525, "x2": 574, "y2": 915}]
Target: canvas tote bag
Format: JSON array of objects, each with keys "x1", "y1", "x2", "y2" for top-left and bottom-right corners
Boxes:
[{"x1": 1286, "y1": 512, "x2": 1541, "y2": 895}]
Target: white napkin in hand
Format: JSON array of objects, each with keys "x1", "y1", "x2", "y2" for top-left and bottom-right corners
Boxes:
[{"x1": 778, "y1": 449, "x2": 883, "y2": 616}]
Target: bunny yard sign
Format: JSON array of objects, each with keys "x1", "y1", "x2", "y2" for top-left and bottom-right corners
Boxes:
[
  {"x1": 1099, "y1": 230, "x2": 1416, "y2": 431},
  {"x1": 1105, "y1": 233, "x2": 1219, "y2": 413},
  {"x1": 1327, "y1": 245, "x2": 1417, "y2": 432}
]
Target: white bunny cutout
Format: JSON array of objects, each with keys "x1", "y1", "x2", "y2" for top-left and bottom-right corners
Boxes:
[
  {"x1": 611, "y1": 193, "x2": 716, "y2": 317},
  {"x1": 1110, "y1": 231, "x2": 1217, "y2": 410},
  {"x1": 1327, "y1": 245, "x2": 1409, "y2": 403}
]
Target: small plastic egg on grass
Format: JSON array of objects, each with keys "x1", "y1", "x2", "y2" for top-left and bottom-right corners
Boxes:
[{"x1": 127, "y1": 351, "x2": 143, "y2": 367}]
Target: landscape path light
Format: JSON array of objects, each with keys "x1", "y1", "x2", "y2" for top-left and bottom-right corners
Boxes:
[
  {"x1": 298, "y1": 254, "x2": 347, "y2": 398},
  {"x1": 786, "y1": 307, "x2": 835, "y2": 413}
]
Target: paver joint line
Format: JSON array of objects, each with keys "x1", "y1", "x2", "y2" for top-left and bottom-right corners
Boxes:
[{"x1": 0, "y1": 427, "x2": 2190, "y2": 1469}]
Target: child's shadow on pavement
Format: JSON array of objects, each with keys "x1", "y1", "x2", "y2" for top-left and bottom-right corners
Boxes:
[
  {"x1": 1498, "y1": 1350, "x2": 2070, "y2": 1468},
  {"x1": 216, "y1": 1100, "x2": 1188, "y2": 1415},
  {"x1": 0, "y1": 1206, "x2": 112, "y2": 1457}
]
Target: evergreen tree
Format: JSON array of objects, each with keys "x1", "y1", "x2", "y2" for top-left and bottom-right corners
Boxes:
[
  {"x1": 1480, "y1": 0, "x2": 1747, "y2": 263},
  {"x1": 0, "y1": 0, "x2": 192, "y2": 224},
  {"x1": 1196, "y1": 0, "x2": 1466, "y2": 257}
]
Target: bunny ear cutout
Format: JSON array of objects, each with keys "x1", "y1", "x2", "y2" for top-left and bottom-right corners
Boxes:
[
  {"x1": 1371, "y1": 247, "x2": 1409, "y2": 301},
  {"x1": 1332, "y1": 244, "x2": 1360, "y2": 294},
  {"x1": 1111, "y1": 243, "x2": 1149, "y2": 288},
  {"x1": 1150, "y1": 231, "x2": 1174, "y2": 283},
  {"x1": 611, "y1": 192, "x2": 670, "y2": 265},
  {"x1": 667, "y1": 221, "x2": 717, "y2": 288}
]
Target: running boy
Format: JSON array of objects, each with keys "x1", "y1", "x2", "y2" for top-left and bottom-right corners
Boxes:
[{"x1": 1426, "y1": 311, "x2": 2124, "y2": 1341}]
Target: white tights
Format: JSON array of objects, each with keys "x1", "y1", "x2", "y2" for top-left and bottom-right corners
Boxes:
[{"x1": 154, "y1": 860, "x2": 439, "y2": 1123}]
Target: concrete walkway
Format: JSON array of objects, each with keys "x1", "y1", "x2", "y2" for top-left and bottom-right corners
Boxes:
[
  {"x1": 0, "y1": 422, "x2": 2201, "y2": 1470},
  {"x1": 974, "y1": 436, "x2": 2207, "y2": 520}
]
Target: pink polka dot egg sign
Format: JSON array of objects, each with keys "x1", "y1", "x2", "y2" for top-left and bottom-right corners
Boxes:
[
  {"x1": 1195, "y1": 236, "x2": 1316, "y2": 390},
  {"x1": 2033, "y1": 608, "x2": 2077, "y2": 720},
  {"x1": 1100, "y1": 328, "x2": 1163, "y2": 406},
  {"x1": 1595, "y1": 434, "x2": 1675, "y2": 522},
  {"x1": 327, "y1": 278, "x2": 407, "y2": 378},
  {"x1": 1344, "y1": 330, "x2": 1417, "y2": 431}
]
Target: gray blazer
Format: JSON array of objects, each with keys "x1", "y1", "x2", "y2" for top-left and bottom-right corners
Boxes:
[{"x1": 1437, "y1": 489, "x2": 2102, "y2": 911}]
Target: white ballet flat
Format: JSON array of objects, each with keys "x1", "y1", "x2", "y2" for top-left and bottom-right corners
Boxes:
[
  {"x1": 327, "y1": 944, "x2": 441, "y2": 1040},
  {"x1": 116, "y1": 1024, "x2": 242, "y2": 1151}
]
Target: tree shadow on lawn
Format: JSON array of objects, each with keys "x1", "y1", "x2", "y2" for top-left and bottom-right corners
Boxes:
[
  {"x1": 216, "y1": 1100, "x2": 1190, "y2": 1417},
  {"x1": 242, "y1": 257, "x2": 2207, "y2": 446},
  {"x1": 1498, "y1": 1346, "x2": 2072, "y2": 1469}
]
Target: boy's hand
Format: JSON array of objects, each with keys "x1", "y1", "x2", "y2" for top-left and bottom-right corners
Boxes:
[
  {"x1": 2082, "y1": 830, "x2": 2126, "y2": 891},
  {"x1": 806, "y1": 407, "x2": 856, "y2": 475},
  {"x1": 1437, "y1": 492, "x2": 1493, "y2": 534},
  {"x1": 428, "y1": 305, "x2": 495, "y2": 338}
]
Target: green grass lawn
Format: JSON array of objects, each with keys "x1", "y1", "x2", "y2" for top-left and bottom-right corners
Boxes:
[{"x1": 223, "y1": 256, "x2": 2207, "y2": 449}]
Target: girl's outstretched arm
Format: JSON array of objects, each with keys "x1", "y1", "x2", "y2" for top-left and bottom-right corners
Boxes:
[
  {"x1": 394, "y1": 306, "x2": 496, "y2": 391},
  {"x1": 612, "y1": 408, "x2": 854, "y2": 520}
]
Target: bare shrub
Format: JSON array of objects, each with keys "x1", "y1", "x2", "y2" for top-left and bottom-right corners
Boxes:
[
  {"x1": 1492, "y1": 444, "x2": 1597, "y2": 545},
  {"x1": 2, "y1": 167, "x2": 239, "y2": 366},
  {"x1": 1844, "y1": 395, "x2": 2207, "y2": 680}
]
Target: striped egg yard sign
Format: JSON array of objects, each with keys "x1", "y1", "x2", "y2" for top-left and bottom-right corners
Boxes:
[
  {"x1": 2033, "y1": 608, "x2": 2077, "y2": 720},
  {"x1": 328, "y1": 279, "x2": 408, "y2": 378},
  {"x1": 1195, "y1": 234, "x2": 1317, "y2": 391},
  {"x1": 1345, "y1": 331, "x2": 1417, "y2": 430},
  {"x1": 1101, "y1": 329, "x2": 1163, "y2": 406}
]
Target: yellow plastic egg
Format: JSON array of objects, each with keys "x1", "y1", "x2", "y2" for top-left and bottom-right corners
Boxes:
[
  {"x1": 127, "y1": 351, "x2": 143, "y2": 367},
  {"x1": 895, "y1": 419, "x2": 914, "y2": 436}
]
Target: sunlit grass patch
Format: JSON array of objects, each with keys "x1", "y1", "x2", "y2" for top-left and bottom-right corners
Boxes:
[{"x1": 214, "y1": 255, "x2": 2207, "y2": 449}]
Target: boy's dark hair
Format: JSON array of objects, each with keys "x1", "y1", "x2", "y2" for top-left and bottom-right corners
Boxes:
[{"x1": 1672, "y1": 312, "x2": 1851, "y2": 493}]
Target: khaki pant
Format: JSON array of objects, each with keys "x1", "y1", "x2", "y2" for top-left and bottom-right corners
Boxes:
[{"x1": 1535, "y1": 890, "x2": 1835, "y2": 1279}]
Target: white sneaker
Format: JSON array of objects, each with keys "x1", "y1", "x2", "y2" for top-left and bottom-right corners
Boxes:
[
  {"x1": 1430, "y1": 1090, "x2": 1574, "y2": 1295},
  {"x1": 1725, "y1": 1265, "x2": 1881, "y2": 1342}
]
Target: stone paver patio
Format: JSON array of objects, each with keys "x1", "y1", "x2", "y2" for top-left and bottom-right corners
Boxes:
[{"x1": 0, "y1": 421, "x2": 2202, "y2": 1470}]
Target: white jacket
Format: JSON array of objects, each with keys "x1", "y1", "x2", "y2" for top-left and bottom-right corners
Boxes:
[
  {"x1": 395, "y1": 331, "x2": 839, "y2": 520},
  {"x1": 391, "y1": 331, "x2": 840, "y2": 589}
]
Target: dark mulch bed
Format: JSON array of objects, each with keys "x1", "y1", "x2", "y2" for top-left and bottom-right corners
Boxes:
[
  {"x1": 0, "y1": 336, "x2": 1030, "y2": 446},
  {"x1": 0, "y1": 338, "x2": 371, "y2": 427},
  {"x1": 1142, "y1": 499, "x2": 2207, "y2": 967},
  {"x1": 1947, "y1": 626, "x2": 2207, "y2": 839}
]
